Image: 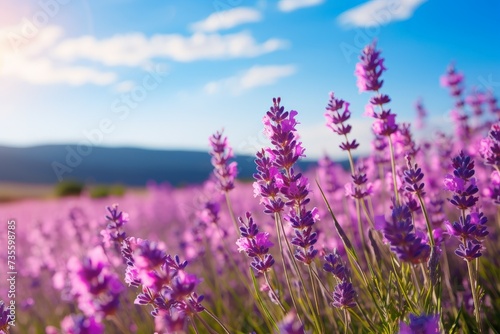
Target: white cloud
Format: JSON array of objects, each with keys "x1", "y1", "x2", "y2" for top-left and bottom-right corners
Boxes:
[
  {"x1": 190, "y1": 7, "x2": 262, "y2": 32},
  {"x1": 51, "y1": 30, "x2": 287, "y2": 66},
  {"x1": 338, "y1": 0, "x2": 427, "y2": 28},
  {"x1": 203, "y1": 64, "x2": 296, "y2": 95},
  {"x1": 278, "y1": 0, "x2": 325, "y2": 12},
  {"x1": 113, "y1": 80, "x2": 135, "y2": 93},
  {"x1": 0, "y1": 25, "x2": 116, "y2": 86}
]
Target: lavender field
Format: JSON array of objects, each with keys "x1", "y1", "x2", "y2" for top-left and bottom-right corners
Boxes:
[{"x1": 1, "y1": 39, "x2": 500, "y2": 333}]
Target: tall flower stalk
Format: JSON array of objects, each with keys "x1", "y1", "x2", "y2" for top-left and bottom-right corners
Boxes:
[
  {"x1": 444, "y1": 152, "x2": 487, "y2": 328},
  {"x1": 356, "y1": 40, "x2": 400, "y2": 205}
]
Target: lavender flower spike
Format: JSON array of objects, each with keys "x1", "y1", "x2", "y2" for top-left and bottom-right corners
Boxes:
[
  {"x1": 332, "y1": 282, "x2": 357, "y2": 309},
  {"x1": 355, "y1": 40, "x2": 386, "y2": 92},
  {"x1": 209, "y1": 129, "x2": 238, "y2": 192}
]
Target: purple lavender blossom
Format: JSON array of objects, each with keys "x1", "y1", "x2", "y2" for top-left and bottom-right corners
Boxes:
[
  {"x1": 454, "y1": 240, "x2": 483, "y2": 262},
  {"x1": 480, "y1": 122, "x2": 500, "y2": 169},
  {"x1": 255, "y1": 98, "x2": 319, "y2": 265},
  {"x1": 444, "y1": 151, "x2": 479, "y2": 210},
  {"x1": 440, "y1": 63, "x2": 470, "y2": 138},
  {"x1": 155, "y1": 308, "x2": 188, "y2": 334},
  {"x1": 332, "y1": 282, "x2": 357, "y2": 309},
  {"x1": 323, "y1": 251, "x2": 349, "y2": 282},
  {"x1": 60, "y1": 314, "x2": 104, "y2": 334},
  {"x1": 381, "y1": 204, "x2": 430, "y2": 264},
  {"x1": 355, "y1": 40, "x2": 385, "y2": 92},
  {"x1": 66, "y1": 247, "x2": 124, "y2": 319},
  {"x1": 276, "y1": 311, "x2": 309, "y2": 334},
  {"x1": 399, "y1": 313, "x2": 439, "y2": 334},
  {"x1": 237, "y1": 212, "x2": 275, "y2": 273},
  {"x1": 356, "y1": 42, "x2": 398, "y2": 137},
  {"x1": 324, "y1": 92, "x2": 359, "y2": 151},
  {"x1": 209, "y1": 129, "x2": 238, "y2": 192},
  {"x1": 0, "y1": 301, "x2": 10, "y2": 333},
  {"x1": 445, "y1": 152, "x2": 489, "y2": 262}
]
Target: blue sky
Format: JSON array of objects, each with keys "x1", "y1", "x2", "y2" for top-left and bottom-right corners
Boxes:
[{"x1": 0, "y1": 0, "x2": 499, "y2": 159}]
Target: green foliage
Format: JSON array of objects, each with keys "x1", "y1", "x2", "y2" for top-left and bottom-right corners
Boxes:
[
  {"x1": 89, "y1": 184, "x2": 126, "y2": 198},
  {"x1": 54, "y1": 180, "x2": 84, "y2": 197}
]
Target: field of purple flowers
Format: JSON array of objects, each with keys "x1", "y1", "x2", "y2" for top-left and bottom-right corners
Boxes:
[{"x1": 1, "y1": 41, "x2": 500, "y2": 333}]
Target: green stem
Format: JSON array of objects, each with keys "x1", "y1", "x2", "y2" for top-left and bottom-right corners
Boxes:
[
  {"x1": 467, "y1": 260, "x2": 481, "y2": 331},
  {"x1": 204, "y1": 309, "x2": 232, "y2": 334},
  {"x1": 264, "y1": 272, "x2": 287, "y2": 314},
  {"x1": 224, "y1": 191, "x2": 239, "y2": 233},
  {"x1": 387, "y1": 135, "x2": 400, "y2": 206},
  {"x1": 417, "y1": 194, "x2": 435, "y2": 247},
  {"x1": 274, "y1": 212, "x2": 304, "y2": 328}
]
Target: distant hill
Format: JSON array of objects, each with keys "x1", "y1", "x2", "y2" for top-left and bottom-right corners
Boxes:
[{"x1": 0, "y1": 145, "x2": 335, "y2": 186}]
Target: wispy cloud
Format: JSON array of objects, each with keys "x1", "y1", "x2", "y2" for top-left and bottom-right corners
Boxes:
[
  {"x1": 0, "y1": 25, "x2": 116, "y2": 86},
  {"x1": 52, "y1": 31, "x2": 287, "y2": 66},
  {"x1": 113, "y1": 80, "x2": 135, "y2": 93},
  {"x1": 338, "y1": 0, "x2": 427, "y2": 28},
  {"x1": 278, "y1": 0, "x2": 325, "y2": 12},
  {"x1": 190, "y1": 7, "x2": 262, "y2": 32},
  {"x1": 0, "y1": 24, "x2": 288, "y2": 86},
  {"x1": 204, "y1": 64, "x2": 296, "y2": 95}
]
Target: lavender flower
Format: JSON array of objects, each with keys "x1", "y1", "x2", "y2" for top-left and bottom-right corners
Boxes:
[
  {"x1": 0, "y1": 301, "x2": 10, "y2": 333},
  {"x1": 444, "y1": 151, "x2": 479, "y2": 210},
  {"x1": 60, "y1": 314, "x2": 104, "y2": 334},
  {"x1": 440, "y1": 63, "x2": 469, "y2": 138},
  {"x1": 380, "y1": 204, "x2": 430, "y2": 264},
  {"x1": 236, "y1": 212, "x2": 275, "y2": 273},
  {"x1": 480, "y1": 122, "x2": 500, "y2": 169},
  {"x1": 355, "y1": 40, "x2": 385, "y2": 92},
  {"x1": 155, "y1": 308, "x2": 188, "y2": 334},
  {"x1": 323, "y1": 251, "x2": 349, "y2": 282},
  {"x1": 103, "y1": 205, "x2": 205, "y2": 321},
  {"x1": 256, "y1": 97, "x2": 319, "y2": 265},
  {"x1": 325, "y1": 92, "x2": 359, "y2": 151},
  {"x1": 209, "y1": 129, "x2": 238, "y2": 192},
  {"x1": 444, "y1": 152, "x2": 489, "y2": 263},
  {"x1": 356, "y1": 42, "x2": 398, "y2": 137},
  {"x1": 332, "y1": 282, "x2": 357, "y2": 309},
  {"x1": 66, "y1": 247, "x2": 124, "y2": 319},
  {"x1": 403, "y1": 156, "x2": 425, "y2": 197},
  {"x1": 276, "y1": 311, "x2": 309, "y2": 334},
  {"x1": 399, "y1": 313, "x2": 439, "y2": 334}
]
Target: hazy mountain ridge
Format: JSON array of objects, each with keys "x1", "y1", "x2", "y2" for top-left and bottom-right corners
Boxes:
[{"x1": 0, "y1": 145, "x2": 334, "y2": 186}]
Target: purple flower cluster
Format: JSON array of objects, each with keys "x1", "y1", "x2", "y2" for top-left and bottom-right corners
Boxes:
[
  {"x1": 323, "y1": 251, "x2": 356, "y2": 309},
  {"x1": 254, "y1": 97, "x2": 319, "y2": 264},
  {"x1": 403, "y1": 156, "x2": 426, "y2": 197},
  {"x1": 399, "y1": 313, "x2": 439, "y2": 334},
  {"x1": 355, "y1": 40, "x2": 385, "y2": 92},
  {"x1": 236, "y1": 212, "x2": 275, "y2": 273},
  {"x1": 345, "y1": 167, "x2": 372, "y2": 200},
  {"x1": 444, "y1": 152, "x2": 479, "y2": 210},
  {"x1": 59, "y1": 314, "x2": 104, "y2": 334},
  {"x1": 209, "y1": 129, "x2": 238, "y2": 192},
  {"x1": 479, "y1": 122, "x2": 500, "y2": 169},
  {"x1": 0, "y1": 301, "x2": 10, "y2": 334},
  {"x1": 324, "y1": 92, "x2": 359, "y2": 152},
  {"x1": 356, "y1": 41, "x2": 398, "y2": 137},
  {"x1": 440, "y1": 63, "x2": 469, "y2": 137},
  {"x1": 276, "y1": 311, "x2": 309, "y2": 334},
  {"x1": 104, "y1": 205, "x2": 205, "y2": 332},
  {"x1": 101, "y1": 204, "x2": 129, "y2": 248},
  {"x1": 444, "y1": 152, "x2": 488, "y2": 261},
  {"x1": 66, "y1": 247, "x2": 124, "y2": 319},
  {"x1": 379, "y1": 204, "x2": 430, "y2": 264}
]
